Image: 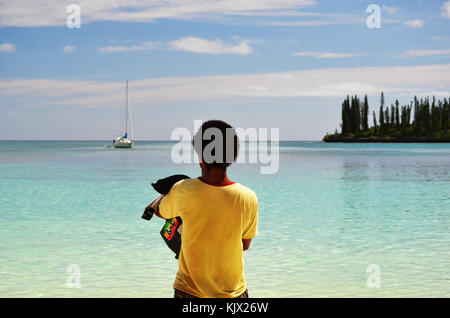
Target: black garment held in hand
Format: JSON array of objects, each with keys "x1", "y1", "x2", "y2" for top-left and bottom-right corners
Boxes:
[{"x1": 141, "y1": 174, "x2": 191, "y2": 259}]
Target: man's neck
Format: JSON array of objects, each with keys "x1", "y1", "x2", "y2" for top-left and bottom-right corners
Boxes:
[{"x1": 200, "y1": 168, "x2": 232, "y2": 186}]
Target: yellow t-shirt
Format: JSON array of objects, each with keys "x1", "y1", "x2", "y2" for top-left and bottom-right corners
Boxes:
[{"x1": 158, "y1": 177, "x2": 258, "y2": 298}]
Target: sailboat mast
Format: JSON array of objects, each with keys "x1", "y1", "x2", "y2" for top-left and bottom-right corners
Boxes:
[{"x1": 125, "y1": 80, "x2": 128, "y2": 135}]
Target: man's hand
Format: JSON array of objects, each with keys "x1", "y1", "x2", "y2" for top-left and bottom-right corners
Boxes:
[
  {"x1": 144, "y1": 195, "x2": 166, "y2": 220},
  {"x1": 154, "y1": 205, "x2": 165, "y2": 219}
]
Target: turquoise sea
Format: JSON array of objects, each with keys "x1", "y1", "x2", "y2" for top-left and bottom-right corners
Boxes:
[{"x1": 0, "y1": 141, "x2": 449, "y2": 297}]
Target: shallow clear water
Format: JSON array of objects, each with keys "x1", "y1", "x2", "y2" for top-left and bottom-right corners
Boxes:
[{"x1": 0, "y1": 141, "x2": 449, "y2": 297}]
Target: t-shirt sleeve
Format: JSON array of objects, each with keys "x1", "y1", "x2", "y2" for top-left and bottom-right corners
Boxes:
[
  {"x1": 242, "y1": 193, "x2": 258, "y2": 239},
  {"x1": 158, "y1": 181, "x2": 182, "y2": 219}
]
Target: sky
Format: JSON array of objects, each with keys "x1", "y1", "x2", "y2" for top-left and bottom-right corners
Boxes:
[{"x1": 0, "y1": 0, "x2": 449, "y2": 140}]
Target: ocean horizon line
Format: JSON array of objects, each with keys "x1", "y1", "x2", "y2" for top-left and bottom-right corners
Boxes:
[{"x1": 0, "y1": 139, "x2": 323, "y2": 142}]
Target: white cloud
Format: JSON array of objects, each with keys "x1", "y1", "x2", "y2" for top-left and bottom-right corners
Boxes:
[
  {"x1": 97, "y1": 37, "x2": 256, "y2": 55},
  {"x1": 0, "y1": 0, "x2": 316, "y2": 27},
  {"x1": 382, "y1": 5, "x2": 398, "y2": 15},
  {"x1": 292, "y1": 52, "x2": 366, "y2": 58},
  {"x1": 442, "y1": 1, "x2": 450, "y2": 18},
  {"x1": 63, "y1": 45, "x2": 76, "y2": 53},
  {"x1": 403, "y1": 19, "x2": 424, "y2": 28},
  {"x1": 168, "y1": 37, "x2": 253, "y2": 55},
  {"x1": 1, "y1": 64, "x2": 449, "y2": 108},
  {"x1": 0, "y1": 43, "x2": 15, "y2": 52},
  {"x1": 398, "y1": 49, "x2": 450, "y2": 57},
  {"x1": 98, "y1": 42, "x2": 159, "y2": 53},
  {"x1": 264, "y1": 17, "x2": 364, "y2": 26},
  {"x1": 0, "y1": 0, "x2": 403, "y2": 28}
]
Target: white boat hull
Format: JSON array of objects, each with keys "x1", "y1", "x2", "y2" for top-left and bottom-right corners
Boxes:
[{"x1": 114, "y1": 137, "x2": 133, "y2": 148}]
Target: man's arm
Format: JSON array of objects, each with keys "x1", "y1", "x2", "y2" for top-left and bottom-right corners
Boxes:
[
  {"x1": 154, "y1": 206, "x2": 165, "y2": 219},
  {"x1": 242, "y1": 194, "x2": 258, "y2": 251},
  {"x1": 141, "y1": 199, "x2": 173, "y2": 220},
  {"x1": 242, "y1": 239, "x2": 252, "y2": 251},
  {"x1": 157, "y1": 183, "x2": 182, "y2": 219}
]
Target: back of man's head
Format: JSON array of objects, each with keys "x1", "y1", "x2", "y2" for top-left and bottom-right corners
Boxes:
[{"x1": 193, "y1": 120, "x2": 239, "y2": 171}]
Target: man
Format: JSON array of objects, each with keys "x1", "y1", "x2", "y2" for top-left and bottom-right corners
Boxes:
[{"x1": 156, "y1": 120, "x2": 258, "y2": 298}]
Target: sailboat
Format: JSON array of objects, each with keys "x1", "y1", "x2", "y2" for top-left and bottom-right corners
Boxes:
[{"x1": 114, "y1": 81, "x2": 134, "y2": 148}]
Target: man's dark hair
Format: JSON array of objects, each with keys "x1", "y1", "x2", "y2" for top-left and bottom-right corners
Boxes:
[{"x1": 193, "y1": 120, "x2": 239, "y2": 171}]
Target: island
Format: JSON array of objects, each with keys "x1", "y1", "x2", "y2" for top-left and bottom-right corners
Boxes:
[{"x1": 323, "y1": 93, "x2": 450, "y2": 142}]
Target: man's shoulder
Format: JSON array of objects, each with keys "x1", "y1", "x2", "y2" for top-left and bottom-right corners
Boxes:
[
  {"x1": 231, "y1": 183, "x2": 258, "y2": 201},
  {"x1": 170, "y1": 178, "x2": 197, "y2": 191},
  {"x1": 174, "y1": 178, "x2": 257, "y2": 200}
]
